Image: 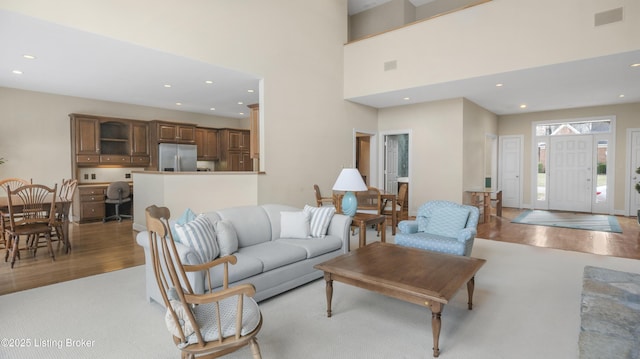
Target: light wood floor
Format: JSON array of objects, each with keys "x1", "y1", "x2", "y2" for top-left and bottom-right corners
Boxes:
[{"x1": 1, "y1": 209, "x2": 638, "y2": 295}]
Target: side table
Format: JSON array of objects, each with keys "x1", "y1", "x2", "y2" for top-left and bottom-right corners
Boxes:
[{"x1": 351, "y1": 213, "x2": 386, "y2": 248}]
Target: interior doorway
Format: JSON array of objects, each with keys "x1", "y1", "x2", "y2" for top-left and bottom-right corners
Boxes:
[
  {"x1": 355, "y1": 131, "x2": 376, "y2": 187},
  {"x1": 383, "y1": 133, "x2": 409, "y2": 195}
]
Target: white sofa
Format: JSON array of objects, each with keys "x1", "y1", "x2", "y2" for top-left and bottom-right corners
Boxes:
[{"x1": 136, "y1": 204, "x2": 352, "y2": 305}]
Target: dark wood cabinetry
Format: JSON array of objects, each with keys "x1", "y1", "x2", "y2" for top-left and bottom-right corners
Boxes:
[
  {"x1": 70, "y1": 114, "x2": 150, "y2": 168},
  {"x1": 217, "y1": 129, "x2": 252, "y2": 171},
  {"x1": 154, "y1": 121, "x2": 196, "y2": 144},
  {"x1": 74, "y1": 186, "x2": 106, "y2": 223},
  {"x1": 195, "y1": 127, "x2": 219, "y2": 161}
]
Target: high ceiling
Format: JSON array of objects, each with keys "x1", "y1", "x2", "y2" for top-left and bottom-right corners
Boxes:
[{"x1": 1, "y1": 9, "x2": 639, "y2": 119}]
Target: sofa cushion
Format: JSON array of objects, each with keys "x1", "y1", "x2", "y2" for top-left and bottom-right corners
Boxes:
[
  {"x1": 216, "y1": 206, "x2": 272, "y2": 247},
  {"x1": 261, "y1": 204, "x2": 302, "y2": 241},
  {"x1": 170, "y1": 207, "x2": 197, "y2": 240},
  {"x1": 303, "y1": 205, "x2": 335, "y2": 238},
  {"x1": 208, "y1": 252, "x2": 264, "y2": 288},
  {"x1": 214, "y1": 220, "x2": 238, "y2": 256},
  {"x1": 280, "y1": 211, "x2": 311, "y2": 239},
  {"x1": 276, "y1": 236, "x2": 342, "y2": 259},
  {"x1": 420, "y1": 207, "x2": 470, "y2": 238},
  {"x1": 174, "y1": 214, "x2": 219, "y2": 263},
  {"x1": 238, "y1": 242, "x2": 307, "y2": 272}
]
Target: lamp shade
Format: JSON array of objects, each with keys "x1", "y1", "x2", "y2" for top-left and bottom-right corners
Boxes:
[
  {"x1": 332, "y1": 168, "x2": 367, "y2": 217},
  {"x1": 332, "y1": 168, "x2": 367, "y2": 192}
]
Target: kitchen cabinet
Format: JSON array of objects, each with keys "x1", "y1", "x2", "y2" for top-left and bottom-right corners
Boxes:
[
  {"x1": 153, "y1": 121, "x2": 196, "y2": 144},
  {"x1": 195, "y1": 127, "x2": 219, "y2": 161},
  {"x1": 130, "y1": 120, "x2": 150, "y2": 165},
  {"x1": 71, "y1": 114, "x2": 152, "y2": 167},
  {"x1": 73, "y1": 186, "x2": 106, "y2": 223},
  {"x1": 217, "y1": 129, "x2": 252, "y2": 171},
  {"x1": 72, "y1": 116, "x2": 101, "y2": 165}
]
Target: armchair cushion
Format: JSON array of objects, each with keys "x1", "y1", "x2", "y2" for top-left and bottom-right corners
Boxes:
[
  {"x1": 174, "y1": 215, "x2": 219, "y2": 263},
  {"x1": 421, "y1": 206, "x2": 470, "y2": 238},
  {"x1": 186, "y1": 295, "x2": 261, "y2": 345}
]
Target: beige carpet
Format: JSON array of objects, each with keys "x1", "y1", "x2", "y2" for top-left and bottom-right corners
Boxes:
[{"x1": 1, "y1": 235, "x2": 638, "y2": 359}]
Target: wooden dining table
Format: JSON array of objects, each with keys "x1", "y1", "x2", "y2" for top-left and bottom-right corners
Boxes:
[{"x1": 0, "y1": 196, "x2": 72, "y2": 254}]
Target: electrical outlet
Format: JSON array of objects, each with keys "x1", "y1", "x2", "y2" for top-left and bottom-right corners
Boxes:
[
  {"x1": 91, "y1": 173, "x2": 96, "y2": 180},
  {"x1": 84, "y1": 174, "x2": 89, "y2": 180}
]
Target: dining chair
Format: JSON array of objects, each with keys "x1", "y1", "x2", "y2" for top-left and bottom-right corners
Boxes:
[
  {"x1": 0, "y1": 178, "x2": 32, "y2": 250},
  {"x1": 355, "y1": 186, "x2": 383, "y2": 236},
  {"x1": 381, "y1": 183, "x2": 408, "y2": 234},
  {"x1": 313, "y1": 184, "x2": 335, "y2": 207},
  {"x1": 51, "y1": 179, "x2": 78, "y2": 252},
  {"x1": 103, "y1": 181, "x2": 132, "y2": 222},
  {"x1": 4, "y1": 183, "x2": 57, "y2": 268},
  {"x1": 144, "y1": 205, "x2": 263, "y2": 359}
]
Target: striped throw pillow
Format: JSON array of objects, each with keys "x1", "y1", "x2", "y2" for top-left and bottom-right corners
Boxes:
[
  {"x1": 303, "y1": 205, "x2": 336, "y2": 238},
  {"x1": 174, "y1": 214, "x2": 219, "y2": 263}
]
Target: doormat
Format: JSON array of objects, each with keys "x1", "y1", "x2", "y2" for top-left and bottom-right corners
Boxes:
[
  {"x1": 579, "y1": 266, "x2": 640, "y2": 358},
  {"x1": 511, "y1": 210, "x2": 622, "y2": 233}
]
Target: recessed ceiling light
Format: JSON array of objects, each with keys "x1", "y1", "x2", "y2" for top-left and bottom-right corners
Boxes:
[
  {"x1": 619, "y1": 94, "x2": 625, "y2": 98},
  {"x1": 164, "y1": 84, "x2": 172, "y2": 88},
  {"x1": 205, "y1": 80, "x2": 213, "y2": 84},
  {"x1": 210, "y1": 107, "x2": 216, "y2": 111},
  {"x1": 22, "y1": 54, "x2": 36, "y2": 60},
  {"x1": 631, "y1": 63, "x2": 640, "y2": 67},
  {"x1": 237, "y1": 101, "x2": 244, "y2": 105},
  {"x1": 12, "y1": 70, "x2": 23, "y2": 75},
  {"x1": 519, "y1": 104, "x2": 527, "y2": 109},
  {"x1": 239, "y1": 112, "x2": 245, "y2": 115},
  {"x1": 175, "y1": 102, "x2": 182, "y2": 106},
  {"x1": 403, "y1": 97, "x2": 410, "y2": 101},
  {"x1": 247, "y1": 89, "x2": 254, "y2": 93},
  {"x1": 495, "y1": 83, "x2": 503, "y2": 87}
]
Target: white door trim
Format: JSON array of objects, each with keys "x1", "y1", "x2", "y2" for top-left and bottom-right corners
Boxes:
[
  {"x1": 626, "y1": 128, "x2": 640, "y2": 216},
  {"x1": 499, "y1": 135, "x2": 524, "y2": 208}
]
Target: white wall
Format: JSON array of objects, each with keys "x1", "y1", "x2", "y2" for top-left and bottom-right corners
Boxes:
[
  {"x1": 0, "y1": 1, "x2": 379, "y2": 210},
  {"x1": 344, "y1": 0, "x2": 639, "y2": 99},
  {"x1": 498, "y1": 102, "x2": 640, "y2": 213},
  {"x1": 0, "y1": 87, "x2": 242, "y2": 187},
  {"x1": 378, "y1": 98, "x2": 464, "y2": 214}
]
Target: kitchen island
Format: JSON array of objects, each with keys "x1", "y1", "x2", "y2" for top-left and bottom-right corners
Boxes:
[{"x1": 132, "y1": 171, "x2": 259, "y2": 231}]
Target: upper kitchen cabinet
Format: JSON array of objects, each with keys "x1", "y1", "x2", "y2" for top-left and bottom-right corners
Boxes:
[
  {"x1": 152, "y1": 121, "x2": 196, "y2": 144},
  {"x1": 130, "y1": 120, "x2": 150, "y2": 165},
  {"x1": 195, "y1": 127, "x2": 219, "y2": 161},
  {"x1": 70, "y1": 113, "x2": 150, "y2": 168}
]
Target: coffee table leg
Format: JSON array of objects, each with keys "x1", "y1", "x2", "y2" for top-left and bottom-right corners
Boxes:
[
  {"x1": 324, "y1": 273, "x2": 333, "y2": 318},
  {"x1": 467, "y1": 276, "x2": 475, "y2": 310},
  {"x1": 429, "y1": 302, "x2": 443, "y2": 357}
]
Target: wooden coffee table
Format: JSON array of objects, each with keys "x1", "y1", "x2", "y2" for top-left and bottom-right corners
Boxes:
[{"x1": 314, "y1": 242, "x2": 486, "y2": 357}]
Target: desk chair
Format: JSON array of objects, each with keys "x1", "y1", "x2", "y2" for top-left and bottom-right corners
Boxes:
[{"x1": 103, "y1": 181, "x2": 131, "y2": 222}]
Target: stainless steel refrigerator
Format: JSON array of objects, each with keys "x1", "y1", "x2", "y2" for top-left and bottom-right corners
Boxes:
[{"x1": 158, "y1": 143, "x2": 197, "y2": 172}]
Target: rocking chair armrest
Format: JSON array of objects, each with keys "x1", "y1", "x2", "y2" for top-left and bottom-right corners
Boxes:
[
  {"x1": 182, "y1": 255, "x2": 238, "y2": 272},
  {"x1": 185, "y1": 283, "x2": 257, "y2": 305}
]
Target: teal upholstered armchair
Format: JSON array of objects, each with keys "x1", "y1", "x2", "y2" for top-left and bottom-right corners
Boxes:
[{"x1": 395, "y1": 200, "x2": 479, "y2": 256}]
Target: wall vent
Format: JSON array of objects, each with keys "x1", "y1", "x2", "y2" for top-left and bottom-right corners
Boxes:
[
  {"x1": 594, "y1": 7, "x2": 623, "y2": 26},
  {"x1": 384, "y1": 60, "x2": 397, "y2": 71}
]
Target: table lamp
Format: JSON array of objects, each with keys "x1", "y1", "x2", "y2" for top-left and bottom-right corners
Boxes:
[{"x1": 332, "y1": 168, "x2": 368, "y2": 217}]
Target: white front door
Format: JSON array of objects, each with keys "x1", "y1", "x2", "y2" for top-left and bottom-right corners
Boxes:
[
  {"x1": 630, "y1": 130, "x2": 640, "y2": 216},
  {"x1": 499, "y1": 136, "x2": 522, "y2": 208},
  {"x1": 548, "y1": 135, "x2": 593, "y2": 212},
  {"x1": 385, "y1": 135, "x2": 399, "y2": 194}
]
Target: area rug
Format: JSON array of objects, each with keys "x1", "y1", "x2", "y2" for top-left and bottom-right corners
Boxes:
[
  {"x1": 511, "y1": 210, "x2": 622, "y2": 233},
  {"x1": 579, "y1": 266, "x2": 640, "y2": 358}
]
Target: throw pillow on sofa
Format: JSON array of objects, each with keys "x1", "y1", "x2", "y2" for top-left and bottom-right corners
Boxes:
[
  {"x1": 280, "y1": 211, "x2": 312, "y2": 239},
  {"x1": 174, "y1": 214, "x2": 219, "y2": 263},
  {"x1": 303, "y1": 205, "x2": 335, "y2": 238},
  {"x1": 170, "y1": 207, "x2": 197, "y2": 240},
  {"x1": 214, "y1": 220, "x2": 239, "y2": 256}
]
